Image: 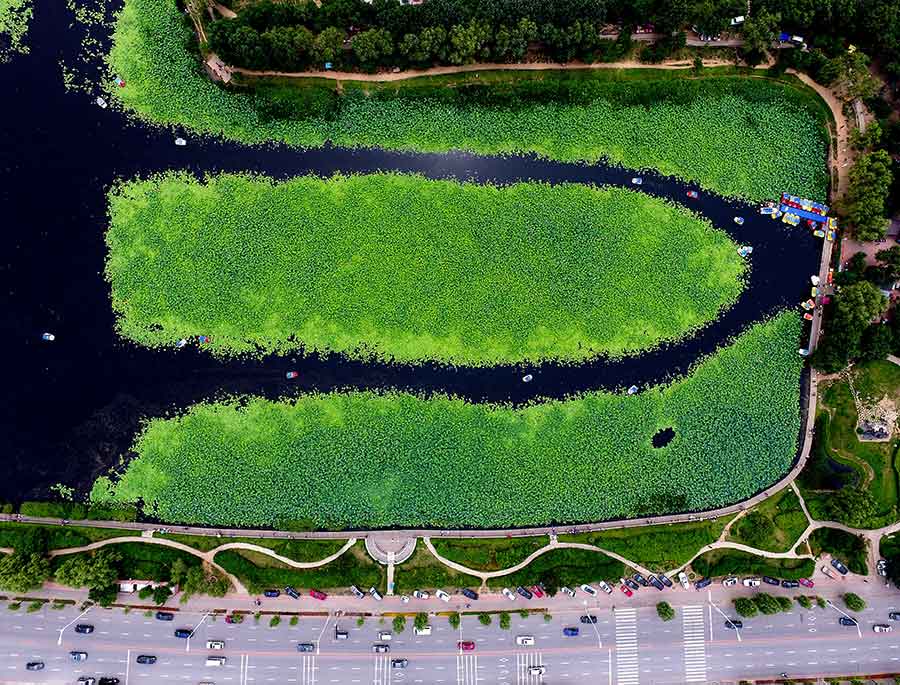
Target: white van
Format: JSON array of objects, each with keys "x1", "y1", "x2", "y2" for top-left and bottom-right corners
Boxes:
[
  {"x1": 413, "y1": 625, "x2": 432, "y2": 636},
  {"x1": 206, "y1": 640, "x2": 225, "y2": 650},
  {"x1": 205, "y1": 656, "x2": 226, "y2": 667},
  {"x1": 516, "y1": 635, "x2": 535, "y2": 646}
]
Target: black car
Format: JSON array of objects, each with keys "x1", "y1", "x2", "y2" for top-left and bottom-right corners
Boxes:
[
  {"x1": 580, "y1": 615, "x2": 598, "y2": 624},
  {"x1": 391, "y1": 659, "x2": 409, "y2": 669},
  {"x1": 831, "y1": 558, "x2": 850, "y2": 575},
  {"x1": 624, "y1": 578, "x2": 640, "y2": 591},
  {"x1": 75, "y1": 624, "x2": 95, "y2": 634},
  {"x1": 648, "y1": 575, "x2": 665, "y2": 591},
  {"x1": 99, "y1": 679, "x2": 120, "y2": 685},
  {"x1": 762, "y1": 576, "x2": 780, "y2": 586},
  {"x1": 297, "y1": 643, "x2": 315, "y2": 653},
  {"x1": 839, "y1": 617, "x2": 858, "y2": 627},
  {"x1": 285, "y1": 586, "x2": 300, "y2": 599},
  {"x1": 516, "y1": 586, "x2": 533, "y2": 600},
  {"x1": 658, "y1": 574, "x2": 673, "y2": 588},
  {"x1": 781, "y1": 580, "x2": 799, "y2": 589},
  {"x1": 724, "y1": 620, "x2": 743, "y2": 630},
  {"x1": 25, "y1": 662, "x2": 44, "y2": 671},
  {"x1": 461, "y1": 588, "x2": 479, "y2": 601},
  {"x1": 154, "y1": 612, "x2": 174, "y2": 621},
  {"x1": 263, "y1": 589, "x2": 280, "y2": 598},
  {"x1": 890, "y1": 612, "x2": 900, "y2": 621},
  {"x1": 135, "y1": 655, "x2": 157, "y2": 665},
  {"x1": 174, "y1": 628, "x2": 192, "y2": 639},
  {"x1": 632, "y1": 573, "x2": 649, "y2": 587},
  {"x1": 695, "y1": 577, "x2": 712, "y2": 590}
]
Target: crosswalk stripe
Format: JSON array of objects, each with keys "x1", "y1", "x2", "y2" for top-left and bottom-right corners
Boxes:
[
  {"x1": 615, "y1": 608, "x2": 640, "y2": 684},
  {"x1": 682, "y1": 606, "x2": 707, "y2": 683}
]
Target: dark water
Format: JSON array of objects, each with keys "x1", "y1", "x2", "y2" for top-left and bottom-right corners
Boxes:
[{"x1": 0, "y1": 1, "x2": 821, "y2": 500}]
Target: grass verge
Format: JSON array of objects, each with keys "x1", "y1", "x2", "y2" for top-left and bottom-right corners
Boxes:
[
  {"x1": 690, "y1": 549, "x2": 814, "y2": 580},
  {"x1": 485, "y1": 548, "x2": 624, "y2": 590},
  {"x1": 727, "y1": 488, "x2": 809, "y2": 553},
  {"x1": 429, "y1": 537, "x2": 548, "y2": 572},
  {"x1": 393, "y1": 545, "x2": 481, "y2": 594}
]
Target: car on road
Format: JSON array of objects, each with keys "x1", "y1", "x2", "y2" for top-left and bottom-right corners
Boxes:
[
  {"x1": 724, "y1": 620, "x2": 742, "y2": 630},
  {"x1": 528, "y1": 666, "x2": 546, "y2": 676},
  {"x1": 502, "y1": 587, "x2": 516, "y2": 601},
  {"x1": 297, "y1": 643, "x2": 315, "y2": 652},
  {"x1": 413, "y1": 625, "x2": 432, "y2": 636},
  {"x1": 890, "y1": 612, "x2": 900, "y2": 621},
  {"x1": 659, "y1": 575, "x2": 673, "y2": 588},
  {"x1": 350, "y1": 585, "x2": 365, "y2": 599},
  {"x1": 633, "y1": 573, "x2": 649, "y2": 587},
  {"x1": 799, "y1": 578, "x2": 815, "y2": 588},
  {"x1": 378, "y1": 631, "x2": 392, "y2": 641},
  {"x1": 695, "y1": 577, "x2": 712, "y2": 590},
  {"x1": 412, "y1": 590, "x2": 429, "y2": 600},
  {"x1": 781, "y1": 580, "x2": 799, "y2": 589},
  {"x1": 762, "y1": 576, "x2": 780, "y2": 586},
  {"x1": 631, "y1": 177, "x2": 643, "y2": 185},
  {"x1": 839, "y1": 617, "x2": 859, "y2": 627},
  {"x1": 563, "y1": 627, "x2": 580, "y2": 637},
  {"x1": 206, "y1": 641, "x2": 225, "y2": 650},
  {"x1": 620, "y1": 584, "x2": 633, "y2": 597},
  {"x1": 70, "y1": 651, "x2": 88, "y2": 662},
  {"x1": 458, "y1": 641, "x2": 476, "y2": 651},
  {"x1": 310, "y1": 589, "x2": 328, "y2": 601},
  {"x1": 462, "y1": 588, "x2": 479, "y2": 601},
  {"x1": 263, "y1": 589, "x2": 280, "y2": 598},
  {"x1": 831, "y1": 558, "x2": 849, "y2": 575},
  {"x1": 205, "y1": 657, "x2": 226, "y2": 667},
  {"x1": 284, "y1": 586, "x2": 300, "y2": 599},
  {"x1": 174, "y1": 629, "x2": 192, "y2": 638},
  {"x1": 821, "y1": 566, "x2": 836, "y2": 579},
  {"x1": 516, "y1": 636, "x2": 535, "y2": 646},
  {"x1": 372, "y1": 644, "x2": 390, "y2": 653},
  {"x1": 436, "y1": 589, "x2": 451, "y2": 602},
  {"x1": 580, "y1": 584, "x2": 598, "y2": 596},
  {"x1": 742, "y1": 577, "x2": 760, "y2": 587},
  {"x1": 531, "y1": 585, "x2": 545, "y2": 598},
  {"x1": 75, "y1": 623, "x2": 95, "y2": 633},
  {"x1": 26, "y1": 662, "x2": 44, "y2": 671},
  {"x1": 135, "y1": 655, "x2": 157, "y2": 665},
  {"x1": 723, "y1": 576, "x2": 738, "y2": 587},
  {"x1": 391, "y1": 659, "x2": 409, "y2": 669},
  {"x1": 335, "y1": 629, "x2": 349, "y2": 640},
  {"x1": 77, "y1": 678, "x2": 96, "y2": 685},
  {"x1": 598, "y1": 580, "x2": 613, "y2": 594},
  {"x1": 678, "y1": 571, "x2": 690, "y2": 590},
  {"x1": 561, "y1": 586, "x2": 576, "y2": 597},
  {"x1": 580, "y1": 615, "x2": 598, "y2": 624},
  {"x1": 648, "y1": 576, "x2": 664, "y2": 591},
  {"x1": 874, "y1": 624, "x2": 894, "y2": 633},
  {"x1": 98, "y1": 679, "x2": 120, "y2": 685},
  {"x1": 516, "y1": 586, "x2": 533, "y2": 600},
  {"x1": 370, "y1": 587, "x2": 383, "y2": 600}
]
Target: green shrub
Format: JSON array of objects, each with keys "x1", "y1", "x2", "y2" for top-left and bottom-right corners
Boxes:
[
  {"x1": 269, "y1": 615, "x2": 281, "y2": 627},
  {"x1": 26, "y1": 600, "x2": 43, "y2": 613},
  {"x1": 392, "y1": 615, "x2": 406, "y2": 633},
  {"x1": 290, "y1": 616, "x2": 298, "y2": 626},
  {"x1": 499, "y1": 612, "x2": 511, "y2": 630},
  {"x1": 844, "y1": 592, "x2": 866, "y2": 611},
  {"x1": 448, "y1": 612, "x2": 460, "y2": 629},
  {"x1": 733, "y1": 597, "x2": 758, "y2": 618},
  {"x1": 414, "y1": 613, "x2": 428, "y2": 630},
  {"x1": 478, "y1": 613, "x2": 491, "y2": 626},
  {"x1": 796, "y1": 595, "x2": 812, "y2": 609},
  {"x1": 656, "y1": 601, "x2": 675, "y2": 621}
]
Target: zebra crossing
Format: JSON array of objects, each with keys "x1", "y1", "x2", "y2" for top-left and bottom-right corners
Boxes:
[
  {"x1": 298, "y1": 654, "x2": 317, "y2": 685},
  {"x1": 515, "y1": 651, "x2": 544, "y2": 684},
  {"x1": 615, "y1": 607, "x2": 639, "y2": 685},
  {"x1": 457, "y1": 653, "x2": 479, "y2": 685},
  {"x1": 372, "y1": 654, "x2": 392, "y2": 685},
  {"x1": 682, "y1": 605, "x2": 708, "y2": 683}
]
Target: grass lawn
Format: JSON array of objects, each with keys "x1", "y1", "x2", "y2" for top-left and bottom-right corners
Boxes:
[
  {"x1": 486, "y1": 548, "x2": 625, "y2": 590},
  {"x1": 429, "y1": 537, "x2": 549, "y2": 572},
  {"x1": 809, "y1": 527, "x2": 868, "y2": 575},
  {"x1": 690, "y1": 549, "x2": 814, "y2": 580},
  {"x1": 0, "y1": 522, "x2": 138, "y2": 551},
  {"x1": 105, "y1": 0, "x2": 829, "y2": 200},
  {"x1": 392, "y1": 545, "x2": 482, "y2": 594},
  {"x1": 106, "y1": 172, "x2": 744, "y2": 365},
  {"x1": 214, "y1": 541, "x2": 385, "y2": 594},
  {"x1": 51, "y1": 542, "x2": 204, "y2": 582},
  {"x1": 559, "y1": 516, "x2": 730, "y2": 571},
  {"x1": 727, "y1": 488, "x2": 809, "y2": 553},
  {"x1": 91, "y1": 314, "x2": 803, "y2": 528},
  {"x1": 158, "y1": 533, "x2": 347, "y2": 561}
]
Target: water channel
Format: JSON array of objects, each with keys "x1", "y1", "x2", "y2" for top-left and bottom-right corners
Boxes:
[{"x1": 0, "y1": 0, "x2": 821, "y2": 500}]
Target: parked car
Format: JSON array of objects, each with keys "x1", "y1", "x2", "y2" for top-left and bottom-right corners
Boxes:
[
  {"x1": 722, "y1": 576, "x2": 738, "y2": 587},
  {"x1": 174, "y1": 629, "x2": 192, "y2": 639},
  {"x1": 462, "y1": 588, "x2": 479, "y2": 601},
  {"x1": 516, "y1": 586, "x2": 533, "y2": 600},
  {"x1": 70, "y1": 651, "x2": 88, "y2": 662},
  {"x1": 135, "y1": 655, "x2": 156, "y2": 665},
  {"x1": 874, "y1": 624, "x2": 893, "y2": 633},
  {"x1": 370, "y1": 587, "x2": 383, "y2": 601},
  {"x1": 458, "y1": 641, "x2": 476, "y2": 651},
  {"x1": 561, "y1": 586, "x2": 576, "y2": 598},
  {"x1": 372, "y1": 644, "x2": 390, "y2": 653},
  {"x1": 412, "y1": 590, "x2": 429, "y2": 600},
  {"x1": 75, "y1": 623, "x2": 96, "y2": 633},
  {"x1": 678, "y1": 571, "x2": 690, "y2": 590},
  {"x1": 25, "y1": 662, "x2": 44, "y2": 671},
  {"x1": 400, "y1": 595, "x2": 410, "y2": 603},
  {"x1": 530, "y1": 585, "x2": 545, "y2": 598},
  {"x1": 310, "y1": 589, "x2": 327, "y2": 601},
  {"x1": 799, "y1": 578, "x2": 815, "y2": 588},
  {"x1": 516, "y1": 635, "x2": 535, "y2": 646},
  {"x1": 563, "y1": 627, "x2": 580, "y2": 637},
  {"x1": 580, "y1": 615, "x2": 598, "y2": 624},
  {"x1": 781, "y1": 580, "x2": 799, "y2": 589},
  {"x1": 742, "y1": 577, "x2": 760, "y2": 587},
  {"x1": 391, "y1": 659, "x2": 409, "y2": 669},
  {"x1": 648, "y1": 576, "x2": 665, "y2": 591},
  {"x1": 632, "y1": 573, "x2": 649, "y2": 587},
  {"x1": 839, "y1": 617, "x2": 858, "y2": 627},
  {"x1": 580, "y1": 584, "x2": 598, "y2": 597},
  {"x1": 624, "y1": 578, "x2": 640, "y2": 591},
  {"x1": 890, "y1": 612, "x2": 900, "y2": 621},
  {"x1": 724, "y1": 620, "x2": 743, "y2": 630},
  {"x1": 263, "y1": 589, "x2": 280, "y2": 598},
  {"x1": 597, "y1": 580, "x2": 613, "y2": 594},
  {"x1": 762, "y1": 576, "x2": 780, "y2": 586},
  {"x1": 620, "y1": 584, "x2": 633, "y2": 597},
  {"x1": 436, "y1": 589, "x2": 451, "y2": 602},
  {"x1": 284, "y1": 586, "x2": 300, "y2": 599},
  {"x1": 659, "y1": 575, "x2": 673, "y2": 588},
  {"x1": 297, "y1": 643, "x2": 315, "y2": 652},
  {"x1": 695, "y1": 578, "x2": 712, "y2": 590},
  {"x1": 502, "y1": 587, "x2": 516, "y2": 601},
  {"x1": 831, "y1": 558, "x2": 849, "y2": 575},
  {"x1": 350, "y1": 585, "x2": 365, "y2": 599},
  {"x1": 821, "y1": 566, "x2": 836, "y2": 579},
  {"x1": 206, "y1": 641, "x2": 224, "y2": 650}
]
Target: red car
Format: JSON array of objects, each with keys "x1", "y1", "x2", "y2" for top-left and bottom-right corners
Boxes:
[
  {"x1": 309, "y1": 589, "x2": 328, "y2": 601},
  {"x1": 458, "y1": 641, "x2": 476, "y2": 651},
  {"x1": 530, "y1": 585, "x2": 545, "y2": 598},
  {"x1": 620, "y1": 585, "x2": 633, "y2": 597},
  {"x1": 686, "y1": 190, "x2": 699, "y2": 199},
  {"x1": 798, "y1": 578, "x2": 815, "y2": 588}
]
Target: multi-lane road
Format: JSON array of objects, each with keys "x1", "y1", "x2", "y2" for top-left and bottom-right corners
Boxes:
[{"x1": 4, "y1": 584, "x2": 900, "y2": 684}]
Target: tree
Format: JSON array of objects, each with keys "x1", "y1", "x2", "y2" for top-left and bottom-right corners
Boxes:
[
  {"x1": 824, "y1": 50, "x2": 881, "y2": 102},
  {"x1": 796, "y1": 595, "x2": 812, "y2": 609},
  {"x1": 392, "y1": 615, "x2": 406, "y2": 633},
  {"x1": 493, "y1": 18, "x2": 537, "y2": 62},
  {"x1": 844, "y1": 592, "x2": 866, "y2": 611},
  {"x1": 498, "y1": 611, "x2": 511, "y2": 629},
  {"x1": 313, "y1": 27, "x2": 346, "y2": 65},
  {"x1": 733, "y1": 597, "x2": 758, "y2": 618},
  {"x1": 169, "y1": 558, "x2": 188, "y2": 587},
  {"x1": 812, "y1": 281, "x2": 887, "y2": 372},
  {"x1": 54, "y1": 549, "x2": 121, "y2": 591},
  {"x1": 179, "y1": 567, "x2": 229, "y2": 601},
  {"x1": 850, "y1": 120, "x2": 883, "y2": 152},
  {"x1": 736, "y1": 511, "x2": 775, "y2": 548},
  {"x1": 877, "y1": 246, "x2": 900, "y2": 280},
  {"x1": 352, "y1": 28, "x2": 394, "y2": 69},
  {"x1": 656, "y1": 601, "x2": 675, "y2": 621},
  {"x1": 478, "y1": 612, "x2": 492, "y2": 626},
  {"x1": 776, "y1": 596, "x2": 793, "y2": 611},
  {"x1": 262, "y1": 25, "x2": 315, "y2": 71},
  {"x1": 448, "y1": 612, "x2": 460, "y2": 629},
  {"x1": 0, "y1": 553, "x2": 51, "y2": 593},
  {"x1": 152, "y1": 585, "x2": 173, "y2": 606},
  {"x1": 88, "y1": 584, "x2": 118, "y2": 607},
  {"x1": 827, "y1": 487, "x2": 879, "y2": 527},
  {"x1": 740, "y1": 10, "x2": 780, "y2": 67},
  {"x1": 447, "y1": 20, "x2": 492, "y2": 65},
  {"x1": 844, "y1": 150, "x2": 894, "y2": 241},
  {"x1": 414, "y1": 612, "x2": 429, "y2": 630},
  {"x1": 860, "y1": 323, "x2": 893, "y2": 362},
  {"x1": 752, "y1": 593, "x2": 781, "y2": 615}
]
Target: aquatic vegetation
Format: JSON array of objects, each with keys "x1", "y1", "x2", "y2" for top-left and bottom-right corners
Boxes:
[
  {"x1": 105, "y1": 172, "x2": 745, "y2": 365},
  {"x1": 0, "y1": 0, "x2": 32, "y2": 60},
  {"x1": 104, "y1": 0, "x2": 829, "y2": 200},
  {"x1": 91, "y1": 313, "x2": 803, "y2": 528}
]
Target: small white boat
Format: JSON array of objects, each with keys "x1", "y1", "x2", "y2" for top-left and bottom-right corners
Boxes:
[
  {"x1": 522, "y1": 374, "x2": 533, "y2": 383},
  {"x1": 41, "y1": 332, "x2": 55, "y2": 342},
  {"x1": 96, "y1": 96, "x2": 108, "y2": 109},
  {"x1": 810, "y1": 275, "x2": 820, "y2": 286},
  {"x1": 630, "y1": 177, "x2": 643, "y2": 186},
  {"x1": 627, "y1": 385, "x2": 638, "y2": 395},
  {"x1": 733, "y1": 216, "x2": 745, "y2": 225},
  {"x1": 798, "y1": 348, "x2": 810, "y2": 357},
  {"x1": 174, "y1": 338, "x2": 188, "y2": 349},
  {"x1": 738, "y1": 246, "x2": 753, "y2": 257},
  {"x1": 175, "y1": 137, "x2": 187, "y2": 146}
]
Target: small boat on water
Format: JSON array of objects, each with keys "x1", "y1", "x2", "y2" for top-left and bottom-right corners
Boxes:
[
  {"x1": 41, "y1": 332, "x2": 55, "y2": 341},
  {"x1": 782, "y1": 213, "x2": 800, "y2": 226},
  {"x1": 522, "y1": 374, "x2": 533, "y2": 383},
  {"x1": 627, "y1": 385, "x2": 639, "y2": 395},
  {"x1": 810, "y1": 275, "x2": 820, "y2": 286},
  {"x1": 803, "y1": 313, "x2": 814, "y2": 320},
  {"x1": 686, "y1": 190, "x2": 698, "y2": 199},
  {"x1": 286, "y1": 371, "x2": 299, "y2": 380},
  {"x1": 631, "y1": 177, "x2": 643, "y2": 185},
  {"x1": 813, "y1": 229, "x2": 826, "y2": 238},
  {"x1": 198, "y1": 335, "x2": 211, "y2": 344},
  {"x1": 175, "y1": 137, "x2": 187, "y2": 146},
  {"x1": 760, "y1": 205, "x2": 778, "y2": 215},
  {"x1": 798, "y1": 348, "x2": 810, "y2": 357},
  {"x1": 96, "y1": 96, "x2": 107, "y2": 109},
  {"x1": 115, "y1": 76, "x2": 126, "y2": 88},
  {"x1": 738, "y1": 246, "x2": 753, "y2": 257},
  {"x1": 174, "y1": 338, "x2": 187, "y2": 349},
  {"x1": 733, "y1": 216, "x2": 745, "y2": 225},
  {"x1": 811, "y1": 286, "x2": 818, "y2": 297},
  {"x1": 801, "y1": 299, "x2": 815, "y2": 311}
]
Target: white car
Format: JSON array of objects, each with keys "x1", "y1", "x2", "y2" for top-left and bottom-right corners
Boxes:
[
  {"x1": 413, "y1": 625, "x2": 432, "y2": 636},
  {"x1": 436, "y1": 590, "x2": 451, "y2": 602},
  {"x1": 561, "y1": 586, "x2": 576, "y2": 598},
  {"x1": 723, "y1": 576, "x2": 738, "y2": 587},
  {"x1": 875, "y1": 624, "x2": 893, "y2": 633},
  {"x1": 400, "y1": 595, "x2": 410, "y2": 603},
  {"x1": 580, "y1": 584, "x2": 598, "y2": 597},
  {"x1": 678, "y1": 571, "x2": 690, "y2": 590},
  {"x1": 502, "y1": 587, "x2": 516, "y2": 601},
  {"x1": 413, "y1": 590, "x2": 430, "y2": 600},
  {"x1": 516, "y1": 635, "x2": 535, "y2": 646},
  {"x1": 378, "y1": 632, "x2": 392, "y2": 641},
  {"x1": 528, "y1": 666, "x2": 546, "y2": 676},
  {"x1": 206, "y1": 640, "x2": 225, "y2": 650},
  {"x1": 597, "y1": 580, "x2": 613, "y2": 595},
  {"x1": 820, "y1": 566, "x2": 836, "y2": 579},
  {"x1": 742, "y1": 577, "x2": 761, "y2": 587}
]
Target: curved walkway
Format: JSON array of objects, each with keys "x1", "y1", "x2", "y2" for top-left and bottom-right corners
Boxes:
[{"x1": 214, "y1": 538, "x2": 356, "y2": 570}]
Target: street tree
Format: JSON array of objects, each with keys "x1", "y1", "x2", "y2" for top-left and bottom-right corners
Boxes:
[
  {"x1": 844, "y1": 592, "x2": 866, "y2": 611},
  {"x1": 0, "y1": 552, "x2": 51, "y2": 593},
  {"x1": 656, "y1": 601, "x2": 675, "y2": 621}
]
